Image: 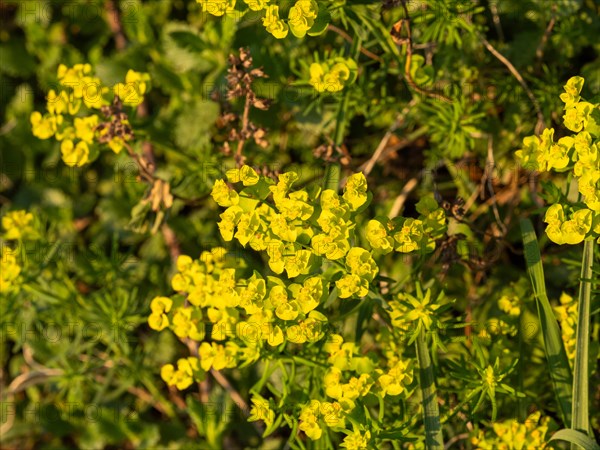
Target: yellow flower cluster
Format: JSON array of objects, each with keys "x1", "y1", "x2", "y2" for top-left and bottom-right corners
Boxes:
[
  {"x1": 31, "y1": 64, "x2": 150, "y2": 167},
  {"x1": 149, "y1": 246, "x2": 333, "y2": 387},
  {"x1": 213, "y1": 168, "x2": 375, "y2": 288},
  {"x1": 248, "y1": 394, "x2": 275, "y2": 427},
  {"x1": 367, "y1": 196, "x2": 446, "y2": 254},
  {"x1": 375, "y1": 357, "x2": 414, "y2": 397},
  {"x1": 298, "y1": 399, "x2": 346, "y2": 440},
  {"x1": 341, "y1": 429, "x2": 372, "y2": 450},
  {"x1": 324, "y1": 367, "x2": 373, "y2": 409},
  {"x1": 309, "y1": 57, "x2": 358, "y2": 93},
  {"x1": 336, "y1": 248, "x2": 378, "y2": 298},
  {"x1": 497, "y1": 294, "x2": 521, "y2": 317},
  {"x1": 544, "y1": 204, "x2": 595, "y2": 245},
  {"x1": 471, "y1": 411, "x2": 550, "y2": 449},
  {"x1": 389, "y1": 288, "x2": 443, "y2": 332},
  {"x1": 2, "y1": 210, "x2": 38, "y2": 240},
  {"x1": 515, "y1": 76, "x2": 600, "y2": 245},
  {"x1": 161, "y1": 357, "x2": 205, "y2": 390},
  {"x1": 197, "y1": 0, "x2": 322, "y2": 39},
  {"x1": 553, "y1": 292, "x2": 577, "y2": 362},
  {"x1": 0, "y1": 249, "x2": 21, "y2": 294}
]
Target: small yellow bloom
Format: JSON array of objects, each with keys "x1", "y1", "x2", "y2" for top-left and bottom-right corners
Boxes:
[
  {"x1": 2, "y1": 210, "x2": 36, "y2": 240},
  {"x1": 211, "y1": 179, "x2": 240, "y2": 207},
  {"x1": 0, "y1": 250, "x2": 21, "y2": 293},
  {"x1": 60, "y1": 140, "x2": 90, "y2": 167},
  {"x1": 288, "y1": 0, "x2": 318, "y2": 38},
  {"x1": 148, "y1": 296, "x2": 173, "y2": 331},
  {"x1": 197, "y1": 0, "x2": 236, "y2": 16},
  {"x1": 31, "y1": 111, "x2": 59, "y2": 140},
  {"x1": 74, "y1": 115, "x2": 99, "y2": 144},
  {"x1": 263, "y1": 5, "x2": 289, "y2": 39}
]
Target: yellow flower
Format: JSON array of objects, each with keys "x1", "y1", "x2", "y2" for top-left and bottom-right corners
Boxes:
[
  {"x1": 563, "y1": 101, "x2": 594, "y2": 132},
  {"x1": 218, "y1": 205, "x2": 244, "y2": 241},
  {"x1": 74, "y1": 115, "x2": 99, "y2": 144},
  {"x1": 148, "y1": 296, "x2": 173, "y2": 331},
  {"x1": 2, "y1": 210, "x2": 37, "y2": 240},
  {"x1": 296, "y1": 276, "x2": 323, "y2": 313},
  {"x1": 198, "y1": 341, "x2": 239, "y2": 371},
  {"x1": 345, "y1": 247, "x2": 378, "y2": 282},
  {"x1": 336, "y1": 274, "x2": 368, "y2": 298},
  {"x1": 0, "y1": 249, "x2": 21, "y2": 293},
  {"x1": 341, "y1": 429, "x2": 371, "y2": 450},
  {"x1": 57, "y1": 63, "x2": 92, "y2": 86},
  {"x1": 343, "y1": 173, "x2": 368, "y2": 211},
  {"x1": 197, "y1": 0, "x2": 236, "y2": 16},
  {"x1": 171, "y1": 307, "x2": 205, "y2": 340},
  {"x1": 275, "y1": 300, "x2": 300, "y2": 321},
  {"x1": 554, "y1": 292, "x2": 578, "y2": 362},
  {"x1": 377, "y1": 359, "x2": 413, "y2": 397},
  {"x1": 393, "y1": 218, "x2": 425, "y2": 253},
  {"x1": 234, "y1": 211, "x2": 261, "y2": 247},
  {"x1": 243, "y1": 0, "x2": 269, "y2": 11},
  {"x1": 270, "y1": 214, "x2": 297, "y2": 242},
  {"x1": 226, "y1": 165, "x2": 260, "y2": 185},
  {"x1": 310, "y1": 58, "x2": 357, "y2": 93},
  {"x1": 161, "y1": 357, "x2": 203, "y2": 390},
  {"x1": 560, "y1": 76, "x2": 584, "y2": 108},
  {"x1": 107, "y1": 136, "x2": 125, "y2": 154},
  {"x1": 81, "y1": 77, "x2": 107, "y2": 109},
  {"x1": 248, "y1": 394, "x2": 275, "y2": 426},
  {"x1": 498, "y1": 295, "x2": 520, "y2": 317},
  {"x1": 471, "y1": 412, "x2": 550, "y2": 449},
  {"x1": 263, "y1": 5, "x2": 289, "y2": 39},
  {"x1": 288, "y1": 0, "x2": 318, "y2": 38},
  {"x1": 311, "y1": 227, "x2": 350, "y2": 260},
  {"x1": 125, "y1": 69, "x2": 150, "y2": 96},
  {"x1": 365, "y1": 220, "x2": 394, "y2": 253},
  {"x1": 299, "y1": 400, "x2": 323, "y2": 440},
  {"x1": 545, "y1": 204, "x2": 593, "y2": 245},
  {"x1": 211, "y1": 179, "x2": 240, "y2": 207},
  {"x1": 60, "y1": 140, "x2": 90, "y2": 167},
  {"x1": 31, "y1": 111, "x2": 59, "y2": 139},
  {"x1": 47, "y1": 89, "x2": 79, "y2": 115}
]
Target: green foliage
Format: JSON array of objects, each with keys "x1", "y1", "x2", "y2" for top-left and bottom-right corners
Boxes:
[{"x1": 1, "y1": 0, "x2": 600, "y2": 449}]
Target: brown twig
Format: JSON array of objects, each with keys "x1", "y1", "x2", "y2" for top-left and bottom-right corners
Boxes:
[
  {"x1": 104, "y1": 0, "x2": 127, "y2": 51},
  {"x1": 361, "y1": 99, "x2": 417, "y2": 176},
  {"x1": 397, "y1": 1, "x2": 453, "y2": 103},
  {"x1": 481, "y1": 38, "x2": 546, "y2": 134},
  {"x1": 489, "y1": 1, "x2": 504, "y2": 41},
  {"x1": 482, "y1": 135, "x2": 507, "y2": 235},
  {"x1": 235, "y1": 93, "x2": 252, "y2": 167},
  {"x1": 327, "y1": 24, "x2": 385, "y2": 64},
  {"x1": 535, "y1": 11, "x2": 557, "y2": 62}
]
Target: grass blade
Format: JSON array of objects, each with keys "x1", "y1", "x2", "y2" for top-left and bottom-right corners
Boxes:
[
  {"x1": 519, "y1": 218, "x2": 573, "y2": 426},
  {"x1": 415, "y1": 328, "x2": 444, "y2": 449},
  {"x1": 550, "y1": 429, "x2": 600, "y2": 450},
  {"x1": 572, "y1": 239, "x2": 594, "y2": 436},
  {"x1": 323, "y1": 164, "x2": 341, "y2": 192}
]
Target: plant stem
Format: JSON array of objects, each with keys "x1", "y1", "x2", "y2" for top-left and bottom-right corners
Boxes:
[
  {"x1": 415, "y1": 327, "x2": 444, "y2": 449},
  {"x1": 571, "y1": 238, "x2": 594, "y2": 443}
]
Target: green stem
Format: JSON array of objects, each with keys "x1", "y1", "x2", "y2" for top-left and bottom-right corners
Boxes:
[
  {"x1": 571, "y1": 238, "x2": 593, "y2": 442},
  {"x1": 415, "y1": 327, "x2": 444, "y2": 449}
]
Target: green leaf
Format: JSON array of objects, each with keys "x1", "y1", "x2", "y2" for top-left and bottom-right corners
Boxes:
[
  {"x1": 415, "y1": 327, "x2": 444, "y2": 449},
  {"x1": 168, "y1": 31, "x2": 205, "y2": 53},
  {"x1": 572, "y1": 239, "x2": 594, "y2": 437},
  {"x1": 307, "y1": 7, "x2": 331, "y2": 36},
  {"x1": 323, "y1": 164, "x2": 340, "y2": 192},
  {"x1": 549, "y1": 429, "x2": 600, "y2": 450},
  {"x1": 520, "y1": 218, "x2": 573, "y2": 426},
  {"x1": 174, "y1": 99, "x2": 220, "y2": 154}
]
